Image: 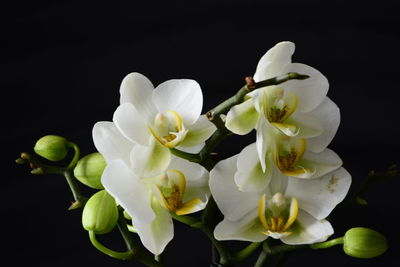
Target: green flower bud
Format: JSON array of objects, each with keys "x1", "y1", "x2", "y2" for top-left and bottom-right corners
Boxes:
[
  {"x1": 74, "y1": 153, "x2": 106, "y2": 189},
  {"x1": 34, "y1": 135, "x2": 69, "y2": 161},
  {"x1": 82, "y1": 190, "x2": 118, "y2": 234},
  {"x1": 343, "y1": 227, "x2": 388, "y2": 259}
]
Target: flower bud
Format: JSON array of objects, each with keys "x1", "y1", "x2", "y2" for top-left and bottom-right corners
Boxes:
[
  {"x1": 82, "y1": 190, "x2": 119, "y2": 234},
  {"x1": 34, "y1": 135, "x2": 69, "y2": 161},
  {"x1": 74, "y1": 153, "x2": 106, "y2": 189},
  {"x1": 343, "y1": 227, "x2": 388, "y2": 259}
]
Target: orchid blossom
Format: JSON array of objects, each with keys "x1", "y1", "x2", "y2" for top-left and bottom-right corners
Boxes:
[
  {"x1": 113, "y1": 73, "x2": 216, "y2": 177},
  {"x1": 92, "y1": 121, "x2": 210, "y2": 255},
  {"x1": 209, "y1": 153, "x2": 351, "y2": 244},
  {"x1": 225, "y1": 42, "x2": 340, "y2": 173}
]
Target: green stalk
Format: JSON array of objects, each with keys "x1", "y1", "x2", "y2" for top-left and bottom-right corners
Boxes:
[{"x1": 89, "y1": 231, "x2": 133, "y2": 260}]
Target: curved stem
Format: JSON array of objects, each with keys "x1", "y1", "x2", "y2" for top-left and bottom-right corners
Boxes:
[
  {"x1": 310, "y1": 237, "x2": 344, "y2": 249},
  {"x1": 66, "y1": 141, "x2": 80, "y2": 170},
  {"x1": 89, "y1": 231, "x2": 133, "y2": 260}
]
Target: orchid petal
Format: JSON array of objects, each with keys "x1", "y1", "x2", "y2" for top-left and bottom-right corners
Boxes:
[
  {"x1": 254, "y1": 41, "x2": 295, "y2": 81},
  {"x1": 168, "y1": 156, "x2": 209, "y2": 203},
  {"x1": 130, "y1": 138, "x2": 171, "y2": 178},
  {"x1": 119, "y1": 72, "x2": 157, "y2": 121},
  {"x1": 153, "y1": 79, "x2": 203, "y2": 126},
  {"x1": 225, "y1": 100, "x2": 259, "y2": 135},
  {"x1": 281, "y1": 210, "x2": 333, "y2": 245},
  {"x1": 306, "y1": 97, "x2": 340, "y2": 152},
  {"x1": 280, "y1": 63, "x2": 329, "y2": 113},
  {"x1": 133, "y1": 197, "x2": 173, "y2": 255},
  {"x1": 92, "y1": 121, "x2": 133, "y2": 165},
  {"x1": 101, "y1": 159, "x2": 155, "y2": 224},
  {"x1": 113, "y1": 103, "x2": 150, "y2": 146},
  {"x1": 209, "y1": 155, "x2": 260, "y2": 221},
  {"x1": 285, "y1": 167, "x2": 351, "y2": 220},
  {"x1": 235, "y1": 143, "x2": 271, "y2": 192},
  {"x1": 298, "y1": 148, "x2": 343, "y2": 179},
  {"x1": 214, "y1": 209, "x2": 266, "y2": 242},
  {"x1": 179, "y1": 115, "x2": 216, "y2": 147}
]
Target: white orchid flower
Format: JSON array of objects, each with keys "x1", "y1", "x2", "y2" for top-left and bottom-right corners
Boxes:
[
  {"x1": 92, "y1": 121, "x2": 210, "y2": 255},
  {"x1": 113, "y1": 72, "x2": 216, "y2": 177},
  {"x1": 225, "y1": 42, "x2": 340, "y2": 172},
  {"x1": 234, "y1": 141, "x2": 343, "y2": 192},
  {"x1": 209, "y1": 154, "x2": 351, "y2": 244}
]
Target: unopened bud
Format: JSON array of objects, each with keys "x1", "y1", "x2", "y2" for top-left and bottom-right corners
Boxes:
[
  {"x1": 34, "y1": 135, "x2": 69, "y2": 161},
  {"x1": 74, "y1": 153, "x2": 105, "y2": 189},
  {"x1": 82, "y1": 190, "x2": 118, "y2": 234},
  {"x1": 343, "y1": 227, "x2": 388, "y2": 259}
]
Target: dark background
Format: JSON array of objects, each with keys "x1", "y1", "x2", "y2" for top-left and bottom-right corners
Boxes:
[{"x1": 2, "y1": 0, "x2": 400, "y2": 266}]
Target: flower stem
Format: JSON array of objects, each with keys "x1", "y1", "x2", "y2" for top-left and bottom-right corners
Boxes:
[
  {"x1": 66, "y1": 141, "x2": 80, "y2": 170},
  {"x1": 89, "y1": 231, "x2": 133, "y2": 260},
  {"x1": 254, "y1": 250, "x2": 268, "y2": 267},
  {"x1": 310, "y1": 237, "x2": 344, "y2": 249},
  {"x1": 230, "y1": 242, "x2": 262, "y2": 264},
  {"x1": 206, "y1": 72, "x2": 309, "y2": 121},
  {"x1": 63, "y1": 170, "x2": 87, "y2": 210}
]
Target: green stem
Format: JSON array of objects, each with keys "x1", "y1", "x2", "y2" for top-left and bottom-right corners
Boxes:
[
  {"x1": 89, "y1": 231, "x2": 133, "y2": 260},
  {"x1": 254, "y1": 250, "x2": 268, "y2": 267},
  {"x1": 230, "y1": 242, "x2": 262, "y2": 264},
  {"x1": 263, "y1": 243, "x2": 308, "y2": 255},
  {"x1": 310, "y1": 237, "x2": 344, "y2": 249},
  {"x1": 206, "y1": 72, "x2": 309, "y2": 121},
  {"x1": 63, "y1": 170, "x2": 87, "y2": 210},
  {"x1": 66, "y1": 141, "x2": 80, "y2": 170}
]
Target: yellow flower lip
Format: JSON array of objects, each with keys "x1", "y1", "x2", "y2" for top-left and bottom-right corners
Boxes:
[
  {"x1": 149, "y1": 110, "x2": 189, "y2": 148},
  {"x1": 274, "y1": 138, "x2": 312, "y2": 176},
  {"x1": 258, "y1": 193, "x2": 298, "y2": 237},
  {"x1": 152, "y1": 169, "x2": 203, "y2": 215},
  {"x1": 264, "y1": 87, "x2": 298, "y2": 124}
]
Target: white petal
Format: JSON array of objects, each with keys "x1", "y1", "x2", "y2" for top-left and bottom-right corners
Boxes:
[
  {"x1": 209, "y1": 155, "x2": 260, "y2": 221},
  {"x1": 268, "y1": 166, "x2": 289, "y2": 195},
  {"x1": 254, "y1": 41, "x2": 295, "y2": 82},
  {"x1": 225, "y1": 100, "x2": 259, "y2": 135},
  {"x1": 153, "y1": 79, "x2": 203, "y2": 126},
  {"x1": 214, "y1": 209, "x2": 266, "y2": 242},
  {"x1": 300, "y1": 148, "x2": 343, "y2": 178},
  {"x1": 281, "y1": 210, "x2": 333, "y2": 245},
  {"x1": 101, "y1": 159, "x2": 155, "y2": 224},
  {"x1": 256, "y1": 115, "x2": 276, "y2": 172},
  {"x1": 179, "y1": 115, "x2": 216, "y2": 147},
  {"x1": 119, "y1": 72, "x2": 157, "y2": 121},
  {"x1": 176, "y1": 143, "x2": 204, "y2": 153},
  {"x1": 288, "y1": 110, "x2": 324, "y2": 139},
  {"x1": 168, "y1": 156, "x2": 209, "y2": 203},
  {"x1": 285, "y1": 167, "x2": 351, "y2": 220},
  {"x1": 306, "y1": 97, "x2": 341, "y2": 152},
  {"x1": 280, "y1": 63, "x2": 329, "y2": 113},
  {"x1": 113, "y1": 103, "x2": 150, "y2": 146},
  {"x1": 134, "y1": 199, "x2": 173, "y2": 255},
  {"x1": 92, "y1": 121, "x2": 133, "y2": 165},
  {"x1": 130, "y1": 138, "x2": 171, "y2": 178},
  {"x1": 235, "y1": 143, "x2": 271, "y2": 192}
]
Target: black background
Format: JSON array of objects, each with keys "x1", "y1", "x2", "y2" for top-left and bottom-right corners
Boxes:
[{"x1": 3, "y1": 0, "x2": 400, "y2": 266}]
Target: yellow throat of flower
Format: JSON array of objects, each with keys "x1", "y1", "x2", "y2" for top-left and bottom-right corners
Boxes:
[
  {"x1": 152, "y1": 169, "x2": 202, "y2": 215},
  {"x1": 149, "y1": 110, "x2": 189, "y2": 148},
  {"x1": 258, "y1": 193, "x2": 298, "y2": 237}
]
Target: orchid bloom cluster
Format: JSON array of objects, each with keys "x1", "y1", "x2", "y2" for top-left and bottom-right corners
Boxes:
[{"x1": 18, "y1": 41, "x2": 390, "y2": 266}]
